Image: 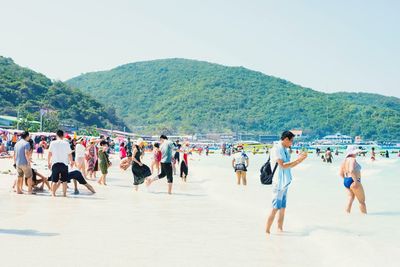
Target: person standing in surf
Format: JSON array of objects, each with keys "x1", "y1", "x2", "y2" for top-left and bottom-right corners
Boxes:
[
  {"x1": 266, "y1": 131, "x2": 307, "y2": 234},
  {"x1": 147, "y1": 135, "x2": 174, "y2": 194},
  {"x1": 339, "y1": 146, "x2": 367, "y2": 214}
]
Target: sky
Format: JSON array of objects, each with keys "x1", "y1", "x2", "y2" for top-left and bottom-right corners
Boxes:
[{"x1": 1, "y1": 0, "x2": 399, "y2": 97}]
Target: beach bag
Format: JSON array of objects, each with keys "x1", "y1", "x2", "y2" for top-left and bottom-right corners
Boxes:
[{"x1": 260, "y1": 157, "x2": 278, "y2": 185}]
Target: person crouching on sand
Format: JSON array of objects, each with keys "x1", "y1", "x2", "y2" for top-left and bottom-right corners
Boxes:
[{"x1": 265, "y1": 131, "x2": 307, "y2": 234}]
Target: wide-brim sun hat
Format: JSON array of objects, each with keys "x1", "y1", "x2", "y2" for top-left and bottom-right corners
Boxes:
[
  {"x1": 345, "y1": 145, "x2": 362, "y2": 157},
  {"x1": 136, "y1": 138, "x2": 144, "y2": 145}
]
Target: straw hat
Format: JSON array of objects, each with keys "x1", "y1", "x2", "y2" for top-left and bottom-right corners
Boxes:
[
  {"x1": 136, "y1": 138, "x2": 144, "y2": 145},
  {"x1": 90, "y1": 137, "x2": 96, "y2": 143},
  {"x1": 345, "y1": 145, "x2": 362, "y2": 157}
]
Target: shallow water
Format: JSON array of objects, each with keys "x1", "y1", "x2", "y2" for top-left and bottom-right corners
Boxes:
[{"x1": 0, "y1": 152, "x2": 399, "y2": 266}]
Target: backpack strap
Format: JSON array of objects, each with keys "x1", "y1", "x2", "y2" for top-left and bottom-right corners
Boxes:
[{"x1": 272, "y1": 162, "x2": 278, "y2": 176}]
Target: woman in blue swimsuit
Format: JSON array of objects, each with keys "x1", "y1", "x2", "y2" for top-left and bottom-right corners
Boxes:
[{"x1": 339, "y1": 146, "x2": 367, "y2": 214}]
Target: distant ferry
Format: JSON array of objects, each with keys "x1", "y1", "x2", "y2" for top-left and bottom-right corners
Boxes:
[{"x1": 309, "y1": 133, "x2": 379, "y2": 149}]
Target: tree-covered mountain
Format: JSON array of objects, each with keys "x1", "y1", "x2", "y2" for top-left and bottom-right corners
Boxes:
[
  {"x1": 66, "y1": 58, "x2": 400, "y2": 140},
  {"x1": 0, "y1": 56, "x2": 126, "y2": 131}
]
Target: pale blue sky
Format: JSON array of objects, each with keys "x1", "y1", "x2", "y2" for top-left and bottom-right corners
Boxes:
[{"x1": 1, "y1": 0, "x2": 399, "y2": 97}]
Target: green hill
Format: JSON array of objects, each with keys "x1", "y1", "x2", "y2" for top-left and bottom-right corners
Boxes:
[
  {"x1": 0, "y1": 56, "x2": 126, "y2": 132},
  {"x1": 66, "y1": 58, "x2": 400, "y2": 140}
]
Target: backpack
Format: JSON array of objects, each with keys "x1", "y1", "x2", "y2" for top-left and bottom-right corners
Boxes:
[{"x1": 260, "y1": 156, "x2": 278, "y2": 185}]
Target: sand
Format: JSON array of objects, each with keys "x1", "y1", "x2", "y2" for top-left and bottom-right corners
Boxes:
[{"x1": 0, "y1": 152, "x2": 399, "y2": 267}]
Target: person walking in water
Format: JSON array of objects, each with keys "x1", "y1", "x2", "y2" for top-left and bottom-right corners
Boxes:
[
  {"x1": 325, "y1": 147, "x2": 333, "y2": 163},
  {"x1": 266, "y1": 131, "x2": 307, "y2": 234},
  {"x1": 339, "y1": 146, "x2": 367, "y2": 214},
  {"x1": 147, "y1": 135, "x2": 174, "y2": 194},
  {"x1": 48, "y1": 130, "x2": 73, "y2": 197},
  {"x1": 371, "y1": 147, "x2": 376, "y2": 161}
]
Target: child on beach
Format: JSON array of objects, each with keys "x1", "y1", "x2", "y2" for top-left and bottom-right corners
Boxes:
[
  {"x1": 98, "y1": 141, "x2": 111, "y2": 185},
  {"x1": 150, "y1": 142, "x2": 161, "y2": 175}
]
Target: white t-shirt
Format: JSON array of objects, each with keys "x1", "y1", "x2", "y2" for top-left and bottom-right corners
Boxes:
[
  {"x1": 49, "y1": 139, "x2": 72, "y2": 165},
  {"x1": 75, "y1": 143, "x2": 86, "y2": 158},
  {"x1": 232, "y1": 152, "x2": 248, "y2": 165}
]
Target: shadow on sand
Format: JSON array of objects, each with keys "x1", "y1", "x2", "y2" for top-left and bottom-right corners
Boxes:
[
  {"x1": 0, "y1": 229, "x2": 59, "y2": 237},
  {"x1": 149, "y1": 191, "x2": 207, "y2": 197},
  {"x1": 277, "y1": 226, "x2": 369, "y2": 237},
  {"x1": 368, "y1": 211, "x2": 400, "y2": 216}
]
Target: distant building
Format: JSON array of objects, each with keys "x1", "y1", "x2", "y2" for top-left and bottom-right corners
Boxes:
[
  {"x1": 0, "y1": 115, "x2": 40, "y2": 129},
  {"x1": 0, "y1": 115, "x2": 16, "y2": 128},
  {"x1": 237, "y1": 133, "x2": 256, "y2": 141},
  {"x1": 259, "y1": 135, "x2": 279, "y2": 144}
]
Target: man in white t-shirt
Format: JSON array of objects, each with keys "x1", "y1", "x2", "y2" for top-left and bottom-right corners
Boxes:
[{"x1": 48, "y1": 130, "x2": 73, "y2": 197}]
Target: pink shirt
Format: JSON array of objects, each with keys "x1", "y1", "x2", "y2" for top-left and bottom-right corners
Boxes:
[{"x1": 120, "y1": 146, "x2": 127, "y2": 158}]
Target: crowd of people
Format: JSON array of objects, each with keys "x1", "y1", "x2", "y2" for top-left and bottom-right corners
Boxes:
[
  {"x1": 8, "y1": 129, "x2": 194, "y2": 196},
  {"x1": 3, "y1": 128, "x2": 399, "y2": 235}
]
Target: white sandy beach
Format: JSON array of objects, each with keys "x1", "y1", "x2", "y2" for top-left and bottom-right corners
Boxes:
[{"x1": 0, "y1": 152, "x2": 399, "y2": 267}]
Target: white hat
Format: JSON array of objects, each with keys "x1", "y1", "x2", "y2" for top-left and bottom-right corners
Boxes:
[
  {"x1": 136, "y1": 138, "x2": 144, "y2": 145},
  {"x1": 345, "y1": 145, "x2": 362, "y2": 157}
]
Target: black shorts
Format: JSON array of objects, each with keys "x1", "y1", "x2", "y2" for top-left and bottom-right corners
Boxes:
[
  {"x1": 51, "y1": 163, "x2": 68, "y2": 183},
  {"x1": 174, "y1": 152, "x2": 180, "y2": 163},
  {"x1": 158, "y1": 162, "x2": 173, "y2": 183},
  {"x1": 67, "y1": 170, "x2": 87, "y2": 185}
]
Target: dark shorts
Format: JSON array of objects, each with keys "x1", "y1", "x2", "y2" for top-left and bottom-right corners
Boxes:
[
  {"x1": 174, "y1": 152, "x2": 180, "y2": 163},
  {"x1": 51, "y1": 163, "x2": 68, "y2": 183},
  {"x1": 234, "y1": 163, "x2": 247, "y2": 172},
  {"x1": 68, "y1": 170, "x2": 87, "y2": 185},
  {"x1": 180, "y1": 161, "x2": 188, "y2": 177},
  {"x1": 158, "y1": 162, "x2": 173, "y2": 183}
]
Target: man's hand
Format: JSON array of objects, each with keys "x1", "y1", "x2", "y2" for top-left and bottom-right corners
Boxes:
[{"x1": 299, "y1": 152, "x2": 308, "y2": 160}]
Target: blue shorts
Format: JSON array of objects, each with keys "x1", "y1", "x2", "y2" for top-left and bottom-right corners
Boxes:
[{"x1": 272, "y1": 187, "x2": 288, "y2": 209}]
